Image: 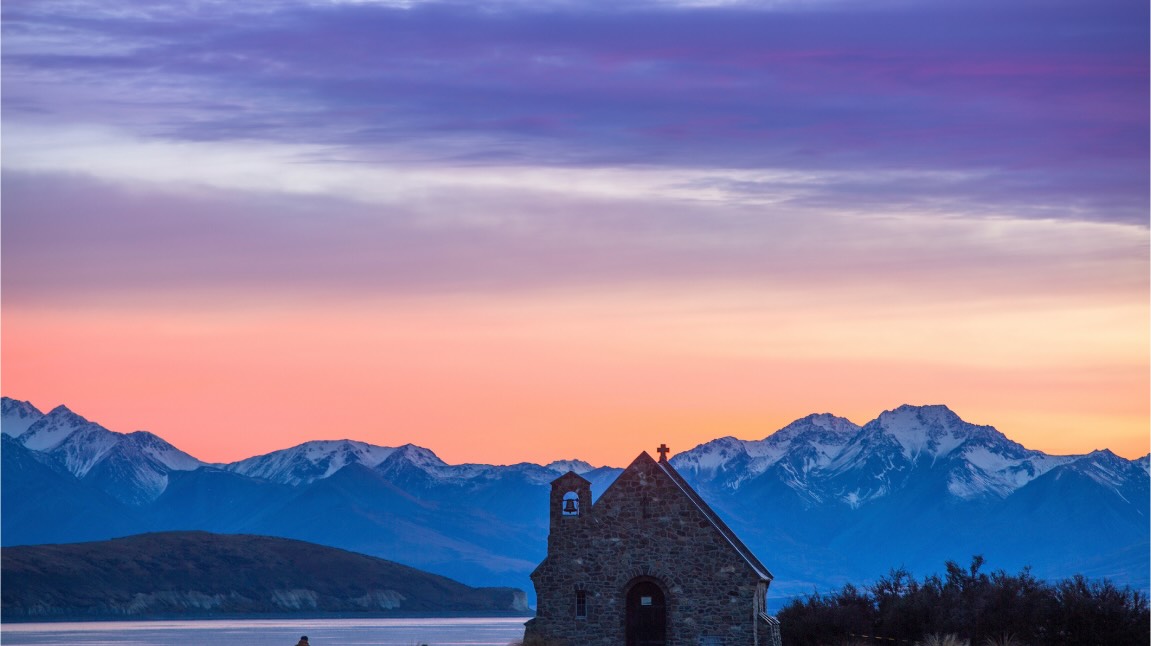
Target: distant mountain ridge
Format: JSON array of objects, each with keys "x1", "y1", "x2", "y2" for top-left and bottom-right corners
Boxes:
[
  {"x1": 1, "y1": 399, "x2": 203, "y2": 506},
  {"x1": 674, "y1": 405, "x2": 1087, "y2": 505},
  {"x1": 2, "y1": 397, "x2": 1147, "y2": 600},
  {"x1": 226, "y1": 439, "x2": 401, "y2": 486},
  {"x1": 0, "y1": 531, "x2": 527, "y2": 620}
]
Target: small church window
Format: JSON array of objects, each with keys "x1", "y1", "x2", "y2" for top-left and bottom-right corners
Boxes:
[
  {"x1": 575, "y1": 589, "x2": 587, "y2": 618},
  {"x1": 562, "y1": 491, "x2": 580, "y2": 516}
]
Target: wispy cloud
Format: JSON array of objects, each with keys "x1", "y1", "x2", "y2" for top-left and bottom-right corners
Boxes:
[
  {"x1": 4, "y1": 166, "x2": 1143, "y2": 306},
  {"x1": 5, "y1": 0, "x2": 1147, "y2": 224}
]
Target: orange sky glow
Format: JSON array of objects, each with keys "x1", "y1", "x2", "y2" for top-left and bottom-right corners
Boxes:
[{"x1": 4, "y1": 282, "x2": 1146, "y2": 466}]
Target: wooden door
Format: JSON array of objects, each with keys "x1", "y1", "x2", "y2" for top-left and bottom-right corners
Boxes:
[{"x1": 626, "y1": 580, "x2": 666, "y2": 646}]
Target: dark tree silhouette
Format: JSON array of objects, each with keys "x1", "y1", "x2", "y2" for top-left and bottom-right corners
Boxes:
[{"x1": 778, "y1": 557, "x2": 1149, "y2": 646}]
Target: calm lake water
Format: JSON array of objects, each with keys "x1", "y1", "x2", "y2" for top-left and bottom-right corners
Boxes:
[{"x1": 0, "y1": 617, "x2": 529, "y2": 646}]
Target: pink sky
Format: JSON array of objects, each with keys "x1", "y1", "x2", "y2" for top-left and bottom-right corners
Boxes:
[{"x1": 4, "y1": 281, "x2": 1146, "y2": 465}]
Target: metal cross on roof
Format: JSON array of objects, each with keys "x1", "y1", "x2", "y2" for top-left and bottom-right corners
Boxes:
[{"x1": 657, "y1": 443, "x2": 670, "y2": 462}]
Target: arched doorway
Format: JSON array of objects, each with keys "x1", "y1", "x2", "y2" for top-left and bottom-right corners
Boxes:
[{"x1": 625, "y1": 579, "x2": 667, "y2": 646}]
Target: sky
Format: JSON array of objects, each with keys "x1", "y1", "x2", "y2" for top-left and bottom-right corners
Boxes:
[{"x1": 2, "y1": 0, "x2": 1147, "y2": 467}]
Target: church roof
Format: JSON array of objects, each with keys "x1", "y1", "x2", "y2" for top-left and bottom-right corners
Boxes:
[
  {"x1": 546, "y1": 449, "x2": 774, "y2": 583},
  {"x1": 651, "y1": 452, "x2": 774, "y2": 582}
]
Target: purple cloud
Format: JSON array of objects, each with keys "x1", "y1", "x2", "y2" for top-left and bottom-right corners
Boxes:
[
  {"x1": 2, "y1": 0, "x2": 1147, "y2": 224},
  {"x1": 3, "y1": 170, "x2": 1143, "y2": 306}
]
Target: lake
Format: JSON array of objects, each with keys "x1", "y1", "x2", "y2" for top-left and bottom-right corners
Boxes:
[{"x1": 0, "y1": 616, "x2": 529, "y2": 646}]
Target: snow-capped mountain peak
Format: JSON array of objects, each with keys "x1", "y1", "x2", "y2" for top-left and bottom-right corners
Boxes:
[
  {"x1": 7, "y1": 396, "x2": 1144, "y2": 516},
  {"x1": 865, "y1": 404, "x2": 975, "y2": 461},
  {"x1": 0, "y1": 399, "x2": 209, "y2": 505},
  {"x1": 751, "y1": 413, "x2": 861, "y2": 465},
  {"x1": 1067, "y1": 449, "x2": 1141, "y2": 490},
  {"x1": 669, "y1": 404, "x2": 1117, "y2": 506},
  {"x1": 672, "y1": 415, "x2": 863, "y2": 491},
  {"x1": 767, "y1": 413, "x2": 861, "y2": 445},
  {"x1": 545, "y1": 459, "x2": 596, "y2": 475},
  {"x1": 1, "y1": 397, "x2": 45, "y2": 438},
  {"x1": 126, "y1": 430, "x2": 204, "y2": 471},
  {"x1": 20, "y1": 405, "x2": 100, "y2": 452},
  {"x1": 671, "y1": 436, "x2": 750, "y2": 473},
  {"x1": 371, "y1": 443, "x2": 460, "y2": 483},
  {"x1": 387, "y1": 443, "x2": 449, "y2": 470},
  {"x1": 226, "y1": 439, "x2": 398, "y2": 486}
]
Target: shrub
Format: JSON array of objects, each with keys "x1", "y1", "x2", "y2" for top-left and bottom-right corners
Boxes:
[
  {"x1": 778, "y1": 557, "x2": 1150, "y2": 646},
  {"x1": 981, "y1": 634, "x2": 1027, "y2": 646},
  {"x1": 916, "y1": 634, "x2": 969, "y2": 646}
]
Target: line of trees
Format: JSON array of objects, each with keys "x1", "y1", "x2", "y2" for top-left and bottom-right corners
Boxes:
[{"x1": 777, "y1": 556, "x2": 1149, "y2": 646}]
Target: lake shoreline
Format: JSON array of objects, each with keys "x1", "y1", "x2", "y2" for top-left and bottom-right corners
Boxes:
[
  {"x1": 0, "y1": 616, "x2": 531, "y2": 646},
  {"x1": 1, "y1": 610, "x2": 534, "y2": 624}
]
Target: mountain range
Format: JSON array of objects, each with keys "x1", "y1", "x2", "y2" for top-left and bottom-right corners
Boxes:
[{"x1": 2, "y1": 397, "x2": 1147, "y2": 603}]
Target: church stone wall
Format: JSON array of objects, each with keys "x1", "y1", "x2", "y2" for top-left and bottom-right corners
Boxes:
[{"x1": 524, "y1": 453, "x2": 768, "y2": 646}]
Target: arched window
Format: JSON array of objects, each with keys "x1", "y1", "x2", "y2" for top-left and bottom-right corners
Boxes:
[{"x1": 561, "y1": 491, "x2": 580, "y2": 516}]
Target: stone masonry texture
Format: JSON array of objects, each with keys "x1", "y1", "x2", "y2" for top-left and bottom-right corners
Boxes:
[{"x1": 523, "y1": 451, "x2": 776, "y2": 646}]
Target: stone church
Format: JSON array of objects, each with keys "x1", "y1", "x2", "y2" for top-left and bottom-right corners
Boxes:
[{"x1": 523, "y1": 445, "x2": 783, "y2": 646}]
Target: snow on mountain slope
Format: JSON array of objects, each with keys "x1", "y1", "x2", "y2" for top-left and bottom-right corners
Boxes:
[
  {"x1": 127, "y1": 431, "x2": 204, "y2": 472},
  {"x1": 226, "y1": 440, "x2": 399, "y2": 486},
  {"x1": 752, "y1": 413, "x2": 861, "y2": 469},
  {"x1": 818, "y1": 405, "x2": 1075, "y2": 502},
  {"x1": 387, "y1": 443, "x2": 448, "y2": 470},
  {"x1": 545, "y1": 460, "x2": 596, "y2": 475},
  {"x1": 371, "y1": 443, "x2": 452, "y2": 482},
  {"x1": 2, "y1": 399, "x2": 206, "y2": 505},
  {"x1": 82, "y1": 441, "x2": 173, "y2": 505},
  {"x1": 15, "y1": 404, "x2": 206, "y2": 479},
  {"x1": 1, "y1": 398, "x2": 44, "y2": 438},
  {"x1": 362, "y1": 445, "x2": 603, "y2": 489},
  {"x1": 235, "y1": 439, "x2": 568, "y2": 490},
  {"x1": 672, "y1": 414, "x2": 861, "y2": 490},
  {"x1": 865, "y1": 404, "x2": 978, "y2": 461},
  {"x1": 7, "y1": 396, "x2": 1144, "y2": 517},
  {"x1": 50, "y1": 420, "x2": 122, "y2": 478},
  {"x1": 374, "y1": 445, "x2": 568, "y2": 486},
  {"x1": 1064, "y1": 449, "x2": 1145, "y2": 492},
  {"x1": 946, "y1": 444, "x2": 1071, "y2": 499},
  {"x1": 673, "y1": 436, "x2": 751, "y2": 473},
  {"x1": 672, "y1": 413, "x2": 862, "y2": 493},
  {"x1": 674, "y1": 404, "x2": 1122, "y2": 505},
  {"x1": 752, "y1": 413, "x2": 862, "y2": 456},
  {"x1": 19, "y1": 406, "x2": 96, "y2": 452}
]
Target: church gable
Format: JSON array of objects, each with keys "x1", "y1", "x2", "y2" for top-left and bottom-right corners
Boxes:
[
  {"x1": 593, "y1": 450, "x2": 672, "y2": 512},
  {"x1": 594, "y1": 450, "x2": 772, "y2": 582}
]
